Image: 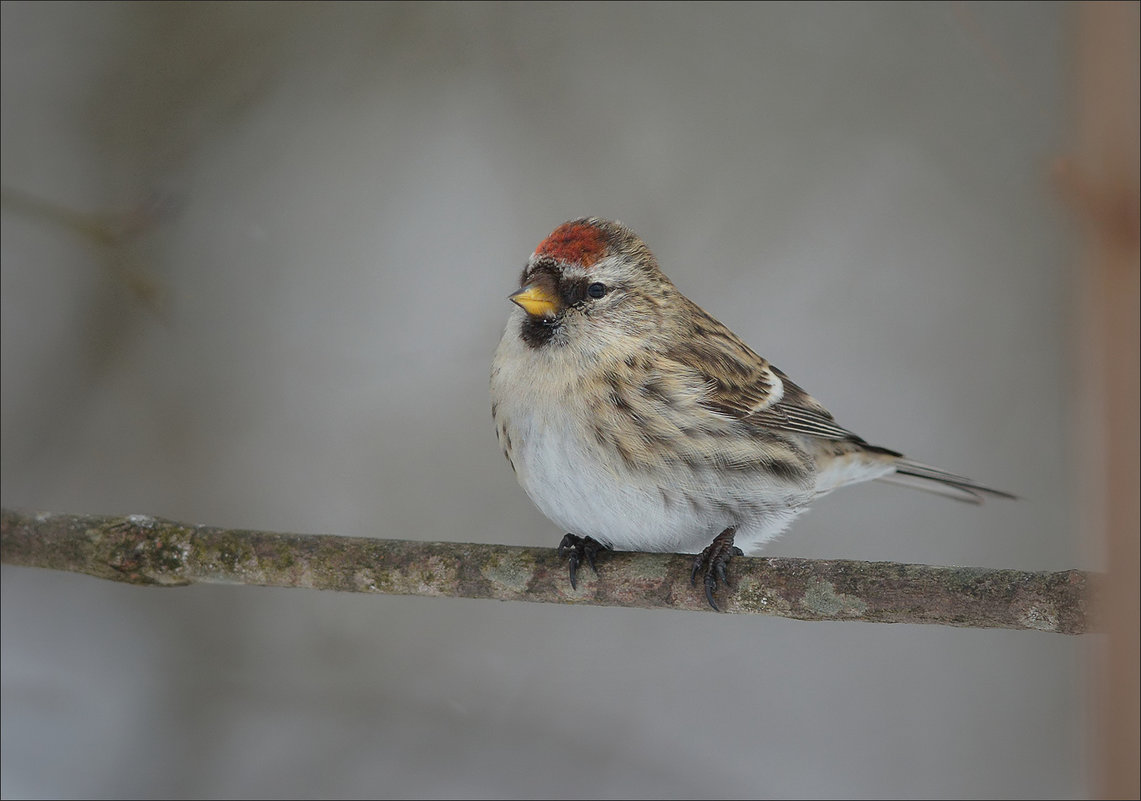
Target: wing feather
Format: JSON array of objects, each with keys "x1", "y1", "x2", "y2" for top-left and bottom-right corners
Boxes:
[
  {"x1": 660, "y1": 299, "x2": 1014, "y2": 502},
  {"x1": 663, "y1": 307, "x2": 869, "y2": 446}
]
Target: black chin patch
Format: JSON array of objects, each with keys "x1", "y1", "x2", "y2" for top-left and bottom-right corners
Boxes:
[{"x1": 520, "y1": 315, "x2": 560, "y2": 349}]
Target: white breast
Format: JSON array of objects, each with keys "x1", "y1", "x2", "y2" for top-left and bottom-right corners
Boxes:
[{"x1": 491, "y1": 314, "x2": 814, "y2": 554}]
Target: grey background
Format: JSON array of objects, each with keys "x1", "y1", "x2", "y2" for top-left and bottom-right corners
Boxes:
[{"x1": 2, "y1": 2, "x2": 1088, "y2": 798}]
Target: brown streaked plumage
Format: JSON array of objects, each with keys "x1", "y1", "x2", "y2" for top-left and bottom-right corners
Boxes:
[{"x1": 490, "y1": 217, "x2": 1013, "y2": 610}]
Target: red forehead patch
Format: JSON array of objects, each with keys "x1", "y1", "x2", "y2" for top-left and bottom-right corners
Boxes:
[{"x1": 534, "y1": 222, "x2": 608, "y2": 267}]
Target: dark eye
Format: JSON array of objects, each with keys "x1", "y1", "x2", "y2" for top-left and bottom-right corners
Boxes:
[{"x1": 587, "y1": 282, "x2": 607, "y2": 299}]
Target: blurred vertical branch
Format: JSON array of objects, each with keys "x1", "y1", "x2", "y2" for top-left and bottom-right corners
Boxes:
[{"x1": 1066, "y1": 2, "x2": 1141, "y2": 798}]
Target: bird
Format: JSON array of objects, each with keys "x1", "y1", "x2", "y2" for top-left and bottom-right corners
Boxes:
[{"x1": 489, "y1": 217, "x2": 1014, "y2": 610}]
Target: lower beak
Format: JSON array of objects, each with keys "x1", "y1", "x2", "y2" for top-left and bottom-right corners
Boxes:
[{"x1": 509, "y1": 284, "x2": 560, "y2": 318}]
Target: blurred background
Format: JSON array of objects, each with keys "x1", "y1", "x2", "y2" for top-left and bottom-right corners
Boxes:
[{"x1": 1, "y1": 2, "x2": 1095, "y2": 797}]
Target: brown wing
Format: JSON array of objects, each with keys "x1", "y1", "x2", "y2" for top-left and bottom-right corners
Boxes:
[
  {"x1": 659, "y1": 302, "x2": 1016, "y2": 501},
  {"x1": 748, "y1": 367, "x2": 887, "y2": 447},
  {"x1": 663, "y1": 302, "x2": 892, "y2": 450}
]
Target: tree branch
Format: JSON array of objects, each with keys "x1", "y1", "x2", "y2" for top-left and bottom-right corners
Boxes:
[{"x1": 0, "y1": 508, "x2": 1097, "y2": 634}]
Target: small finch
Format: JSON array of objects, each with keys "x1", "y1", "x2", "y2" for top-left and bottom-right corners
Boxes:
[{"x1": 490, "y1": 217, "x2": 1013, "y2": 610}]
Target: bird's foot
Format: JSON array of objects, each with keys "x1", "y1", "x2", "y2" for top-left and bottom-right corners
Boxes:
[
  {"x1": 691, "y1": 527, "x2": 743, "y2": 612},
  {"x1": 557, "y1": 534, "x2": 606, "y2": 590}
]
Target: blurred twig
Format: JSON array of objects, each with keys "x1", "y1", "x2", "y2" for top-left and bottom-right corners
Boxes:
[
  {"x1": 1, "y1": 186, "x2": 169, "y2": 315},
  {"x1": 0, "y1": 508, "x2": 1097, "y2": 634}
]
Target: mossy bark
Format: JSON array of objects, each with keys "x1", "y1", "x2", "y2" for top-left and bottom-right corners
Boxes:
[{"x1": 1, "y1": 508, "x2": 1096, "y2": 633}]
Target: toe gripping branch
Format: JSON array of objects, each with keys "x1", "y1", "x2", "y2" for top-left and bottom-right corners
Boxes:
[
  {"x1": 557, "y1": 534, "x2": 607, "y2": 590},
  {"x1": 691, "y1": 527, "x2": 743, "y2": 612}
]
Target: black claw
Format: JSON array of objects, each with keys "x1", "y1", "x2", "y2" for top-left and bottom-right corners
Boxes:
[
  {"x1": 716, "y1": 558, "x2": 731, "y2": 587},
  {"x1": 690, "y1": 554, "x2": 703, "y2": 587},
  {"x1": 557, "y1": 534, "x2": 605, "y2": 591},
  {"x1": 584, "y1": 544, "x2": 600, "y2": 574},
  {"x1": 557, "y1": 534, "x2": 580, "y2": 589},
  {"x1": 691, "y1": 527, "x2": 740, "y2": 612},
  {"x1": 705, "y1": 571, "x2": 720, "y2": 612}
]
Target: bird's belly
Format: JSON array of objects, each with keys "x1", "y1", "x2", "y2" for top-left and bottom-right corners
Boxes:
[{"x1": 511, "y1": 417, "x2": 769, "y2": 554}]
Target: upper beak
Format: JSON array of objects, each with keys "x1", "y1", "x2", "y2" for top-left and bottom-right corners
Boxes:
[{"x1": 509, "y1": 284, "x2": 560, "y2": 318}]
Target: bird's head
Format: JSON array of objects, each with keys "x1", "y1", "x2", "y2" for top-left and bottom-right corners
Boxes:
[{"x1": 509, "y1": 218, "x2": 673, "y2": 351}]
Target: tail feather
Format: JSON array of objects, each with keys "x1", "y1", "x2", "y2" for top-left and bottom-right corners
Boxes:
[{"x1": 877, "y1": 459, "x2": 1016, "y2": 504}]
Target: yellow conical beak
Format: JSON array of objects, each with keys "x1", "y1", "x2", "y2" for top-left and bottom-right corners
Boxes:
[{"x1": 509, "y1": 284, "x2": 560, "y2": 318}]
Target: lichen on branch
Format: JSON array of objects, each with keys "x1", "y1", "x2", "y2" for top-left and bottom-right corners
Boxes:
[{"x1": 0, "y1": 508, "x2": 1096, "y2": 634}]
